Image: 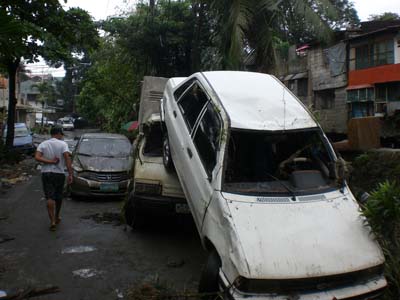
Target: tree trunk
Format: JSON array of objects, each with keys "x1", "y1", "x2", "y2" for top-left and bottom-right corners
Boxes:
[
  {"x1": 5, "y1": 58, "x2": 20, "y2": 149},
  {"x1": 191, "y1": 1, "x2": 205, "y2": 72}
]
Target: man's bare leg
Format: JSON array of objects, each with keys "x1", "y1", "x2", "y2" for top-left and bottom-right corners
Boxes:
[
  {"x1": 55, "y1": 199, "x2": 63, "y2": 224},
  {"x1": 47, "y1": 199, "x2": 56, "y2": 228}
]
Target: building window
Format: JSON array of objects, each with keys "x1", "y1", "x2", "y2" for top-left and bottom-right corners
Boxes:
[
  {"x1": 355, "y1": 39, "x2": 394, "y2": 69},
  {"x1": 348, "y1": 102, "x2": 374, "y2": 118},
  {"x1": 297, "y1": 78, "x2": 308, "y2": 97},
  {"x1": 376, "y1": 82, "x2": 400, "y2": 102},
  {"x1": 315, "y1": 89, "x2": 335, "y2": 110},
  {"x1": 347, "y1": 88, "x2": 374, "y2": 102}
]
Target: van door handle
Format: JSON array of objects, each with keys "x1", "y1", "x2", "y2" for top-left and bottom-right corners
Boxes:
[
  {"x1": 173, "y1": 110, "x2": 177, "y2": 118},
  {"x1": 187, "y1": 147, "x2": 193, "y2": 158}
]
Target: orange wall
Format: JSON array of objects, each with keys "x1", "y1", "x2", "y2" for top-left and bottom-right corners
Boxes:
[{"x1": 348, "y1": 63, "x2": 400, "y2": 86}]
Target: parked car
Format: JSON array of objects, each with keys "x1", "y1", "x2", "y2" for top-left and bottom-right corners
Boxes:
[
  {"x1": 3, "y1": 123, "x2": 35, "y2": 155},
  {"x1": 57, "y1": 117, "x2": 74, "y2": 131},
  {"x1": 124, "y1": 76, "x2": 188, "y2": 228},
  {"x1": 35, "y1": 117, "x2": 54, "y2": 126},
  {"x1": 70, "y1": 133, "x2": 132, "y2": 198},
  {"x1": 161, "y1": 71, "x2": 387, "y2": 299}
]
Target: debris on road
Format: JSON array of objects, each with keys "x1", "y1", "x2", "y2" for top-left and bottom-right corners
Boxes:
[
  {"x1": 0, "y1": 235, "x2": 15, "y2": 244},
  {"x1": 81, "y1": 212, "x2": 122, "y2": 226},
  {"x1": 0, "y1": 285, "x2": 60, "y2": 299},
  {"x1": 61, "y1": 246, "x2": 97, "y2": 254},
  {"x1": 72, "y1": 268, "x2": 103, "y2": 279}
]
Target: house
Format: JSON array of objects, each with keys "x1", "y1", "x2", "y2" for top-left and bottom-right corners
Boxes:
[
  {"x1": 277, "y1": 20, "x2": 400, "y2": 136},
  {"x1": 278, "y1": 35, "x2": 349, "y2": 134},
  {"x1": 346, "y1": 20, "x2": 400, "y2": 118}
]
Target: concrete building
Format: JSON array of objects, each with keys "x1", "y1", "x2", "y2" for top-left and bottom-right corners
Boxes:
[{"x1": 346, "y1": 21, "x2": 400, "y2": 118}]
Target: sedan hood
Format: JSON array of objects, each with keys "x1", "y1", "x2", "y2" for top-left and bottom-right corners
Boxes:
[
  {"x1": 77, "y1": 155, "x2": 131, "y2": 172},
  {"x1": 222, "y1": 190, "x2": 385, "y2": 279}
]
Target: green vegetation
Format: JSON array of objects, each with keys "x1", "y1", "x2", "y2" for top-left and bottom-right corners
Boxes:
[
  {"x1": 0, "y1": 1, "x2": 98, "y2": 148},
  {"x1": 78, "y1": 0, "x2": 360, "y2": 131},
  {"x1": 363, "y1": 181, "x2": 400, "y2": 299},
  {"x1": 349, "y1": 151, "x2": 400, "y2": 299}
]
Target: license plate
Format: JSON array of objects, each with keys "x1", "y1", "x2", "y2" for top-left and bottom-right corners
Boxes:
[
  {"x1": 100, "y1": 183, "x2": 119, "y2": 192},
  {"x1": 175, "y1": 203, "x2": 190, "y2": 214}
]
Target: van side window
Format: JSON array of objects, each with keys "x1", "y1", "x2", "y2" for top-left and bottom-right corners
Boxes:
[
  {"x1": 174, "y1": 79, "x2": 195, "y2": 101},
  {"x1": 178, "y1": 83, "x2": 209, "y2": 131},
  {"x1": 193, "y1": 102, "x2": 222, "y2": 177}
]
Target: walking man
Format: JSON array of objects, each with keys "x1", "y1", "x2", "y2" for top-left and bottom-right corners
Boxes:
[{"x1": 35, "y1": 127, "x2": 73, "y2": 231}]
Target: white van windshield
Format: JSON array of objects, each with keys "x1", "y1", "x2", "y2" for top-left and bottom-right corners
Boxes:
[{"x1": 223, "y1": 128, "x2": 337, "y2": 196}]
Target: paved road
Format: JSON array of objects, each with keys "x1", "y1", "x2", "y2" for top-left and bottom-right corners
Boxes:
[{"x1": 0, "y1": 131, "x2": 205, "y2": 300}]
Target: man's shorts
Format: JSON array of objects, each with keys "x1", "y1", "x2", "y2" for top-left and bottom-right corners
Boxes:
[{"x1": 41, "y1": 172, "x2": 66, "y2": 202}]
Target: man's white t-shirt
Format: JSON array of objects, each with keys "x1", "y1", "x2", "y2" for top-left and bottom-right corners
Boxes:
[{"x1": 37, "y1": 138, "x2": 70, "y2": 174}]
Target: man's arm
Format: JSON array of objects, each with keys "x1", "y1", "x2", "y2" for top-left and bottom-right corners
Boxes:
[
  {"x1": 64, "y1": 151, "x2": 73, "y2": 184},
  {"x1": 35, "y1": 151, "x2": 59, "y2": 164}
]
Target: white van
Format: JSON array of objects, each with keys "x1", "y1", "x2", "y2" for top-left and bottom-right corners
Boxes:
[{"x1": 161, "y1": 71, "x2": 386, "y2": 299}]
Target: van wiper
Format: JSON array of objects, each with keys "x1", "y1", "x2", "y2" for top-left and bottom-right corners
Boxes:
[{"x1": 265, "y1": 173, "x2": 296, "y2": 201}]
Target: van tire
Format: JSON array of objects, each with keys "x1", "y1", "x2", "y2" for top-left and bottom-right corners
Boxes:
[
  {"x1": 124, "y1": 192, "x2": 143, "y2": 229},
  {"x1": 163, "y1": 135, "x2": 173, "y2": 171},
  {"x1": 198, "y1": 250, "x2": 221, "y2": 299}
]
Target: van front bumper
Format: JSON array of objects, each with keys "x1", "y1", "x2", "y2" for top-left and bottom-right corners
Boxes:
[
  {"x1": 219, "y1": 270, "x2": 387, "y2": 300},
  {"x1": 134, "y1": 193, "x2": 189, "y2": 215}
]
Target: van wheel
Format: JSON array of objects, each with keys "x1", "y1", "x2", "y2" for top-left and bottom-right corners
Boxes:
[
  {"x1": 124, "y1": 192, "x2": 143, "y2": 229},
  {"x1": 198, "y1": 250, "x2": 221, "y2": 299},
  {"x1": 163, "y1": 135, "x2": 173, "y2": 171}
]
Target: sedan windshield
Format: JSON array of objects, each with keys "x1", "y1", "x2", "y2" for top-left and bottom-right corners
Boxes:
[
  {"x1": 78, "y1": 138, "x2": 131, "y2": 157},
  {"x1": 223, "y1": 128, "x2": 337, "y2": 196},
  {"x1": 4, "y1": 127, "x2": 30, "y2": 137}
]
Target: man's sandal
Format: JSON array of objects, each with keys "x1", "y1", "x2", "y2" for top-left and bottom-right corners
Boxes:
[{"x1": 49, "y1": 224, "x2": 56, "y2": 231}]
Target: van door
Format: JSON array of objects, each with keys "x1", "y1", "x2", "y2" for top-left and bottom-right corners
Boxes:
[
  {"x1": 167, "y1": 81, "x2": 221, "y2": 227},
  {"x1": 189, "y1": 101, "x2": 222, "y2": 227}
]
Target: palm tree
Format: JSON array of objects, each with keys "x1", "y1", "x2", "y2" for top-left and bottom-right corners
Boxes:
[{"x1": 204, "y1": 0, "x2": 339, "y2": 71}]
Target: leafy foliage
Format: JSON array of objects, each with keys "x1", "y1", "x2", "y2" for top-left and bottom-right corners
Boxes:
[
  {"x1": 349, "y1": 151, "x2": 400, "y2": 196},
  {"x1": 205, "y1": 0, "x2": 360, "y2": 71},
  {"x1": 0, "y1": 1, "x2": 98, "y2": 147},
  {"x1": 77, "y1": 39, "x2": 139, "y2": 132},
  {"x1": 368, "y1": 12, "x2": 400, "y2": 21},
  {"x1": 363, "y1": 181, "x2": 400, "y2": 299},
  {"x1": 78, "y1": 0, "x2": 217, "y2": 131}
]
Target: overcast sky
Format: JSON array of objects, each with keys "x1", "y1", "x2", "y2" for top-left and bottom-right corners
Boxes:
[{"x1": 28, "y1": 0, "x2": 400, "y2": 77}]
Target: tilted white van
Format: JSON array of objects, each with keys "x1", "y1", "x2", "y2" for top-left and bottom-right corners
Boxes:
[{"x1": 161, "y1": 71, "x2": 386, "y2": 299}]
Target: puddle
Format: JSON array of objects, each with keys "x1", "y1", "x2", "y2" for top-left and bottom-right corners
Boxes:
[
  {"x1": 62, "y1": 246, "x2": 96, "y2": 254},
  {"x1": 0, "y1": 291, "x2": 7, "y2": 298},
  {"x1": 72, "y1": 268, "x2": 103, "y2": 278},
  {"x1": 81, "y1": 212, "x2": 122, "y2": 226},
  {"x1": 115, "y1": 289, "x2": 124, "y2": 299}
]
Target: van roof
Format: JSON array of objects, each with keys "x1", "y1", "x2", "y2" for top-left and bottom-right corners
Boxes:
[{"x1": 201, "y1": 71, "x2": 317, "y2": 131}]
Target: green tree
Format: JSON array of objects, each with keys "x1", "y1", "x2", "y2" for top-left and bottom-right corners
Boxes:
[
  {"x1": 77, "y1": 39, "x2": 139, "y2": 132},
  {"x1": 0, "y1": 1, "x2": 98, "y2": 148},
  {"x1": 368, "y1": 12, "x2": 400, "y2": 21},
  {"x1": 205, "y1": 0, "x2": 360, "y2": 71}
]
